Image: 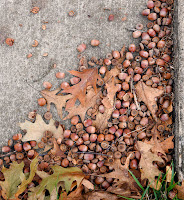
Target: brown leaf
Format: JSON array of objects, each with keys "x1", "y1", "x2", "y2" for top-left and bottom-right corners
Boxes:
[
  {"x1": 159, "y1": 136, "x2": 174, "y2": 153},
  {"x1": 64, "y1": 88, "x2": 101, "y2": 121},
  {"x1": 102, "y1": 77, "x2": 120, "y2": 108},
  {"x1": 107, "y1": 183, "x2": 141, "y2": 199},
  {"x1": 101, "y1": 154, "x2": 139, "y2": 195},
  {"x1": 103, "y1": 67, "x2": 120, "y2": 83},
  {"x1": 50, "y1": 138, "x2": 66, "y2": 158},
  {"x1": 81, "y1": 179, "x2": 94, "y2": 190},
  {"x1": 62, "y1": 68, "x2": 102, "y2": 110},
  {"x1": 135, "y1": 81, "x2": 164, "y2": 121},
  {"x1": 61, "y1": 185, "x2": 85, "y2": 200},
  {"x1": 41, "y1": 88, "x2": 72, "y2": 119},
  {"x1": 175, "y1": 181, "x2": 184, "y2": 199},
  {"x1": 166, "y1": 165, "x2": 172, "y2": 183},
  {"x1": 151, "y1": 125, "x2": 160, "y2": 139},
  {"x1": 83, "y1": 191, "x2": 120, "y2": 200},
  {"x1": 93, "y1": 77, "x2": 119, "y2": 131},
  {"x1": 136, "y1": 141, "x2": 164, "y2": 190},
  {"x1": 148, "y1": 136, "x2": 174, "y2": 158},
  {"x1": 162, "y1": 117, "x2": 172, "y2": 131}
]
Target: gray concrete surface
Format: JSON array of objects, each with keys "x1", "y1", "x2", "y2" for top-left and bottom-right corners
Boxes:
[
  {"x1": 0, "y1": 0, "x2": 147, "y2": 147},
  {"x1": 174, "y1": 0, "x2": 184, "y2": 181}
]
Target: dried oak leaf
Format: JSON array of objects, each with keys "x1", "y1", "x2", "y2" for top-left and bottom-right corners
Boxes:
[
  {"x1": 101, "y1": 154, "x2": 140, "y2": 196},
  {"x1": 135, "y1": 81, "x2": 164, "y2": 121},
  {"x1": 175, "y1": 181, "x2": 184, "y2": 199},
  {"x1": 102, "y1": 77, "x2": 119, "y2": 108},
  {"x1": 81, "y1": 179, "x2": 94, "y2": 190},
  {"x1": 35, "y1": 166, "x2": 84, "y2": 195},
  {"x1": 93, "y1": 77, "x2": 119, "y2": 131},
  {"x1": 50, "y1": 138, "x2": 66, "y2": 158},
  {"x1": 83, "y1": 191, "x2": 120, "y2": 200},
  {"x1": 64, "y1": 88, "x2": 101, "y2": 122},
  {"x1": 166, "y1": 165, "x2": 172, "y2": 183},
  {"x1": 62, "y1": 67, "x2": 102, "y2": 110},
  {"x1": 41, "y1": 88, "x2": 72, "y2": 119},
  {"x1": 151, "y1": 125, "x2": 161, "y2": 139},
  {"x1": 103, "y1": 66, "x2": 120, "y2": 84},
  {"x1": 20, "y1": 114, "x2": 63, "y2": 142},
  {"x1": 136, "y1": 141, "x2": 164, "y2": 190},
  {"x1": 148, "y1": 135, "x2": 174, "y2": 158},
  {"x1": 0, "y1": 161, "x2": 24, "y2": 200},
  {"x1": 15, "y1": 157, "x2": 38, "y2": 198},
  {"x1": 60, "y1": 184, "x2": 85, "y2": 200}
]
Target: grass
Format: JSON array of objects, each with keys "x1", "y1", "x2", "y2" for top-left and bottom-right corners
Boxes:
[{"x1": 118, "y1": 161, "x2": 182, "y2": 200}]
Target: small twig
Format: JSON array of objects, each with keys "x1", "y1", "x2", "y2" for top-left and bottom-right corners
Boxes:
[
  {"x1": 0, "y1": 151, "x2": 16, "y2": 158},
  {"x1": 117, "y1": 125, "x2": 148, "y2": 143},
  {"x1": 130, "y1": 77, "x2": 133, "y2": 94},
  {"x1": 75, "y1": 151, "x2": 109, "y2": 157},
  {"x1": 133, "y1": 90, "x2": 141, "y2": 110}
]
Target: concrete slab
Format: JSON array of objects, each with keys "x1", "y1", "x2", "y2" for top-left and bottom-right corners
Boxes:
[{"x1": 0, "y1": 0, "x2": 147, "y2": 146}]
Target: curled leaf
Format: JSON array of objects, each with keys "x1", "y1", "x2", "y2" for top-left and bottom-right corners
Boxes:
[{"x1": 15, "y1": 157, "x2": 38, "y2": 198}]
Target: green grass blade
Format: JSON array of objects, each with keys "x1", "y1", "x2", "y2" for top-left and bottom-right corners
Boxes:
[
  {"x1": 141, "y1": 184, "x2": 150, "y2": 200},
  {"x1": 160, "y1": 173, "x2": 167, "y2": 188},
  {"x1": 117, "y1": 195, "x2": 135, "y2": 200},
  {"x1": 171, "y1": 161, "x2": 175, "y2": 186},
  {"x1": 167, "y1": 181, "x2": 179, "y2": 192},
  {"x1": 153, "y1": 189, "x2": 158, "y2": 200},
  {"x1": 156, "y1": 172, "x2": 162, "y2": 190},
  {"x1": 128, "y1": 169, "x2": 144, "y2": 191},
  {"x1": 173, "y1": 194, "x2": 179, "y2": 200}
]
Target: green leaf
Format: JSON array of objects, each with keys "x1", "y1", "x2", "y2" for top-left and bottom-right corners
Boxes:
[
  {"x1": 15, "y1": 157, "x2": 38, "y2": 197},
  {"x1": 36, "y1": 166, "x2": 84, "y2": 195},
  {"x1": 128, "y1": 169, "x2": 144, "y2": 191},
  {"x1": 0, "y1": 161, "x2": 24, "y2": 199}
]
